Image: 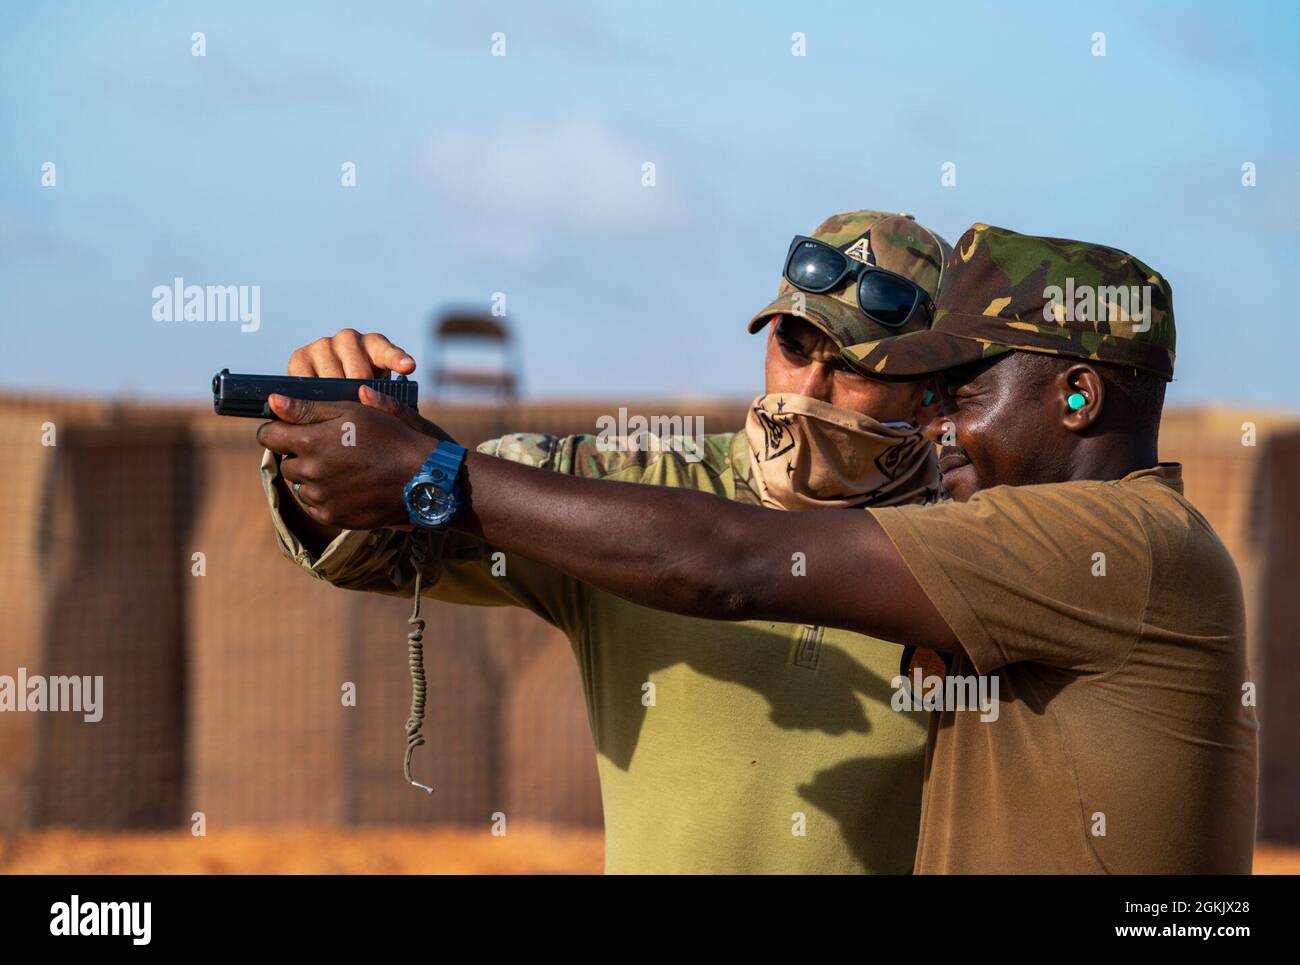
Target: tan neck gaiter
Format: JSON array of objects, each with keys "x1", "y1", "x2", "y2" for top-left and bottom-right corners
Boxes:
[{"x1": 744, "y1": 393, "x2": 941, "y2": 511}]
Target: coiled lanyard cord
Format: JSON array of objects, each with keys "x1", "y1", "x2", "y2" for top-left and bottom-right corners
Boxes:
[{"x1": 403, "y1": 535, "x2": 436, "y2": 793}]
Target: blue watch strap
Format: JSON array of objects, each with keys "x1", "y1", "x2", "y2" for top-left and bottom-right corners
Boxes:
[{"x1": 423, "y1": 441, "x2": 466, "y2": 483}]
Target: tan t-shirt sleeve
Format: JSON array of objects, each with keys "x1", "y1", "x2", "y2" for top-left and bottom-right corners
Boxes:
[{"x1": 870, "y1": 481, "x2": 1151, "y2": 675}]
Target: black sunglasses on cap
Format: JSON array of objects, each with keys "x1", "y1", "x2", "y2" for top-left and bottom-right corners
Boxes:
[{"x1": 783, "y1": 235, "x2": 932, "y2": 329}]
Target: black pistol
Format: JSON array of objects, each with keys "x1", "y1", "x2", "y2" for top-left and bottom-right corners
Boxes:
[{"x1": 212, "y1": 369, "x2": 419, "y2": 418}]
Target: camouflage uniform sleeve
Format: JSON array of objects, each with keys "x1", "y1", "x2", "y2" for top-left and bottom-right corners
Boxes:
[{"x1": 260, "y1": 434, "x2": 629, "y2": 634}]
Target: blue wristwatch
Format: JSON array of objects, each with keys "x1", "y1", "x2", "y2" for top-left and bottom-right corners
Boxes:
[{"x1": 403, "y1": 442, "x2": 467, "y2": 529}]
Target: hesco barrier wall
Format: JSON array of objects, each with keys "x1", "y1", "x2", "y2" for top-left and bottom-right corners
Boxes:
[{"x1": 0, "y1": 395, "x2": 1297, "y2": 841}]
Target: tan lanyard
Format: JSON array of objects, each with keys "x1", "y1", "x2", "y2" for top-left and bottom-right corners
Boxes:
[{"x1": 403, "y1": 534, "x2": 439, "y2": 793}]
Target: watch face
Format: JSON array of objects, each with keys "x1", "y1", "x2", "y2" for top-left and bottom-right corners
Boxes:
[{"x1": 412, "y1": 484, "x2": 453, "y2": 518}]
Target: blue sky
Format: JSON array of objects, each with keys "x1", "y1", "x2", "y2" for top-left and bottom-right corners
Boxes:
[{"x1": 2, "y1": 0, "x2": 1298, "y2": 407}]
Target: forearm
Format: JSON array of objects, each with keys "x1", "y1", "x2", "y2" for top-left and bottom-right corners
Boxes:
[{"x1": 452, "y1": 452, "x2": 778, "y2": 622}]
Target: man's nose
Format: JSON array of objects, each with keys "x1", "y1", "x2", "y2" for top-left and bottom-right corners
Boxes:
[
  {"x1": 921, "y1": 414, "x2": 951, "y2": 445},
  {"x1": 790, "y1": 362, "x2": 836, "y2": 403}
]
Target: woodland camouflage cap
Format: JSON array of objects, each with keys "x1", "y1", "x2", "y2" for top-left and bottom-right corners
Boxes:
[
  {"x1": 841, "y1": 223, "x2": 1176, "y2": 380},
  {"x1": 748, "y1": 209, "x2": 951, "y2": 348}
]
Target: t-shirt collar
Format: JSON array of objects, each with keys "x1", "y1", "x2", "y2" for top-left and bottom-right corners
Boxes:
[{"x1": 1121, "y1": 461, "x2": 1184, "y2": 494}]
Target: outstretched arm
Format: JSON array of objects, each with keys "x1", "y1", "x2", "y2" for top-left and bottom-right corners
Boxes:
[
  {"x1": 454, "y1": 451, "x2": 957, "y2": 651},
  {"x1": 256, "y1": 394, "x2": 958, "y2": 653}
]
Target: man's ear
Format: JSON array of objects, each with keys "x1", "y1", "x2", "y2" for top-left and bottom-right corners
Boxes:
[{"x1": 1060, "y1": 363, "x2": 1105, "y2": 432}]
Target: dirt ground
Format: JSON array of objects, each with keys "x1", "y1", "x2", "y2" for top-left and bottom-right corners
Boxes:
[
  {"x1": 1, "y1": 828, "x2": 1296, "y2": 874},
  {"x1": 0, "y1": 826, "x2": 605, "y2": 875}
]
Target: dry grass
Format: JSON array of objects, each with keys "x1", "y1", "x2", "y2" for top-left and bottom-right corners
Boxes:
[{"x1": 2, "y1": 828, "x2": 1295, "y2": 874}]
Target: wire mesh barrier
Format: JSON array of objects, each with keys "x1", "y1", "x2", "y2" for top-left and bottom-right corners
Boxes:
[
  {"x1": 0, "y1": 396, "x2": 743, "y2": 835},
  {"x1": 0, "y1": 408, "x2": 52, "y2": 830},
  {"x1": 1249, "y1": 428, "x2": 1300, "y2": 843},
  {"x1": 36, "y1": 422, "x2": 190, "y2": 828},
  {"x1": 0, "y1": 395, "x2": 1296, "y2": 851}
]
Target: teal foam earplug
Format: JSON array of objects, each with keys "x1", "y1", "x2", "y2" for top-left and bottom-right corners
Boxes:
[
  {"x1": 922, "y1": 389, "x2": 936, "y2": 406},
  {"x1": 1067, "y1": 391, "x2": 1087, "y2": 411}
]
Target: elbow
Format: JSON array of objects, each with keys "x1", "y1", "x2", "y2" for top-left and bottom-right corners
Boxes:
[
  {"x1": 647, "y1": 513, "x2": 764, "y2": 622},
  {"x1": 708, "y1": 582, "x2": 761, "y2": 623}
]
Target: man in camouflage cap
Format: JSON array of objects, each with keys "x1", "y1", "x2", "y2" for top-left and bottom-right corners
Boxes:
[
  {"x1": 842, "y1": 221, "x2": 1175, "y2": 384},
  {"x1": 743, "y1": 210, "x2": 950, "y2": 511},
  {"x1": 840, "y1": 222, "x2": 1180, "y2": 502},
  {"x1": 748, "y1": 209, "x2": 948, "y2": 349},
  {"x1": 271, "y1": 222, "x2": 1256, "y2": 873},
  {"x1": 256, "y1": 210, "x2": 956, "y2": 873}
]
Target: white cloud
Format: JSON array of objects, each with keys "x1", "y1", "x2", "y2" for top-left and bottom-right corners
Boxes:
[{"x1": 419, "y1": 116, "x2": 684, "y2": 243}]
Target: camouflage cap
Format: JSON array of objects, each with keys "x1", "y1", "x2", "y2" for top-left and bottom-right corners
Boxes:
[
  {"x1": 747, "y1": 210, "x2": 951, "y2": 348},
  {"x1": 842, "y1": 223, "x2": 1176, "y2": 381}
]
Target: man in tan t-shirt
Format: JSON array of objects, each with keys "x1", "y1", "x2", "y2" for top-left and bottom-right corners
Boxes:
[
  {"x1": 869, "y1": 464, "x2": 1255, "y2": 872},
  {"x1": 255, "y1": 224, "x2": 1258, "y2": 873}
]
